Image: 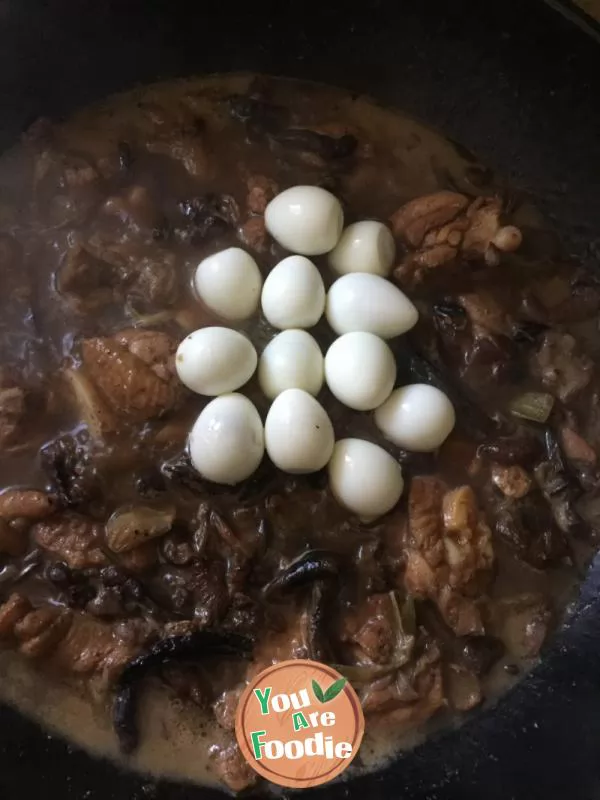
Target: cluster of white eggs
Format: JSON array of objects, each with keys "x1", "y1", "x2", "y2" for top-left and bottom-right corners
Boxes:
[{"x1": 175, "y1": 186, "x2": 456, "y2": 521}]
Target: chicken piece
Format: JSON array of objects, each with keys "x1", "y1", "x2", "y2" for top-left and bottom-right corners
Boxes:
[
  {"x1": 403, "y1": 550, "x2": 437, "y2": 598},
  {"x1": 32, "y1": 512, "x2": 109, "y2": 569},
  {"x1": 246, "y1": 175, "x2": 278, "y2": 214},
  {"x1": 211, "y1": 741, "x2": 257, "y2": 794},
  {"x1": 404, "y1": 478, "x2": 493, "y2": 635},
  {"x1": 408, "y1": 476, "x2": 447, "y2": 558},
  {"x1": 0, "y1": 593, "x2": 32, "y2": 637},
  {"x1": 490, "y1": 465, "x2": 532, "y2": 499},
  {"x1": 0, "y1": 372, "x2": 27, "y2": 448},
  {"x1": 390, "y1": 191, "x2": 469, "y2": 248},
  {"x1": 52, "y1": 613, "x2": 140, "y2": 681},
  {"x1": 79, "y1": 330, "x2": 182, "y2": 424},
  {"x1": 361, "y1": 639, "x2": 444, "y2": 731},
  {"x1": 457, "y1": 290, "x2": 513, "y2": 338},
  {"x1": 82, "y1": 237, "x2": 178, "y2": 312},
  {"x1": 341, "y1": 593, "x2": 415, "y2": 665},
  {"x1": 26, "y1": 118, "x2": 128, "y2": 182},
  {"x1": 57, "y1": 244, "x2": 120, "y2": 311},
  {"x1": 461, "y1": 197, "x2": 522, "y2": 261},
  {"x1": 437, "y1": 586, "x2": 485, "y2": 637},
  {"x1": 0, "y1": 489, "x2": 58, "y2": 520},
  {"x1": 346, "y1": 594, "x2": 398, "y2": 664},
  {"x1": 442, "y1": 487, "x2": 494, "y2": 589},
  {"x1": 390, "y1": 192, "x2": 521, "y2": 285},
  {"x1": 145, "y1": 133, "x2": 212, "y2": 179},
  {"x1": 33, "y1": 148, "x2": 103, "y2": 227},
  {"x1": 124, "y1": 98, "x2": 213, "y2": 179},
  {"x1": 115, "y1": 329, "x2": 177, "y2": 382},
  {"x1": 531, "y1": 331, "x2": 593, "y2": 402},
  {"x1": 0, "y1": 592, "x2": 145, "y2": 683},
  {"x1": 15, "y1": 607, "x2": 74, "y2": 659}
]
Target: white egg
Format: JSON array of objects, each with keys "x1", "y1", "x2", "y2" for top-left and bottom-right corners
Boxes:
[
  {"x1": 325, "y1": 332, "x2": 396, "y2": 411},
  {"x1": 265, "y1": 185, "x2": 344, "y2": 255},
  {"x1": 326, "y1": 273, "x2": 419, "y2": 339},
  {"x1": 374, "y1": 384, "x2": 456, "y2": 452},
  {"x1": 264, "y1": 388, "x2": 334, "y2": 474},
  {"x1": 328, "y1": 438, "x2": 404, "y2": 521},
  {"x1": 328, "y1": 220, "x2": 396, "y2": 277},
  {"x1": 176, "y1": 327, "x2": 257, "y2": 396},
  {"x1": 258, "y1": 330, "x2": 324, "y2": 400},
  {"x1": 188, "y1": 394, "x2": 264, "y2": 485},
  {"x1": 261, "y1": 255, "x2": 326, "y2": 329},
  {"x1": 193, "y1": 247, "x2": 262, "y2": 321}
]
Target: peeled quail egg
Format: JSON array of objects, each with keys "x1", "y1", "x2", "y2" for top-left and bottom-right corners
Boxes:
[
  {"x1": 188, "y1": 394, "x2": 264, "y2": 485},
  {"x1": 374, "y1": 384, "x2": 456, "y2": 452},
  {"x1": 326, "y1": 272, "x2": 418, "y2": 338},
  {"x1": 258, "y1": 330, "x2": 324, "y2": 399},
  {"x1": 264, "y1": 185, "x2": 344, "y2": 255},
  {"x1": 325, "y1": 331, "x2": 396, "y2": 410},
  {"x1": 175, "y1": 327, "x2": 257, "y2": 396},
  {"x1": 261, "y1": 255, "x2": 325, "y2": 329},
  {"x1": 328, "y1": 438, "x2": 404, "y2": 521},
  {"x1": 328, "y1": 220, "x2": 396, "y2": 276},
  {"x1": 193, "y1": 247, "x2": 262, "y2": 321},
  {"x1": 264, "y1": 388, "x2": 334, "y2": 473}
]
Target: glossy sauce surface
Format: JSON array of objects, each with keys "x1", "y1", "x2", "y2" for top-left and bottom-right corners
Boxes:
[{"x1": 0, "y1": 73, "x2": 597, "y2": 792}]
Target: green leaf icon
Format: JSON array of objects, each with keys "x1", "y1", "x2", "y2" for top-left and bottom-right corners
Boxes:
[
  {"x1": 312, "y1": 677, "x2": 347, "y2": 703},
  {"x1": 323, "y1": 677, "x2": 347, "y2": 702},
  {"x1": 312, "y1": 679, "x2": 325, "y2": 703}
]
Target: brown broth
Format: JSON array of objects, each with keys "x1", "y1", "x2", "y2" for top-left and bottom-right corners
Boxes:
[{"x1": 0, "y1": 73, "x2": 592, "y2": 790}]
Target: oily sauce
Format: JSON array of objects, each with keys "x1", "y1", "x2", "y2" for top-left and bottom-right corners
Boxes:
[{"x1": 0, "y1": 74, "x2": 594, "y2": 790}]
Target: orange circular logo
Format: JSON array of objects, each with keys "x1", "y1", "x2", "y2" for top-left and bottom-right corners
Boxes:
[{"x1": 235, "y1": 659, "x2": 365, "y2": 789}]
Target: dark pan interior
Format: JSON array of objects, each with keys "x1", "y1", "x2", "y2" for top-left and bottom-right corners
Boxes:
[{"x1": 1, "y1": 0, "x2": 600, "y2": 798}]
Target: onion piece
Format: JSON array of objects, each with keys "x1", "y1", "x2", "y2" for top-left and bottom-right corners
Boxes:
[
  {"x1": 106, "y1": 504, "x2": 176, "y2": 552},
  {"x1": 509, "y1": 391, "x2": 555, "y2": 423}
]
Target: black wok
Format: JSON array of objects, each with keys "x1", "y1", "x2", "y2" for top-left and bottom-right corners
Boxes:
[{"x1": 1, "y1": 0, "x2": 600, "y2": 797}]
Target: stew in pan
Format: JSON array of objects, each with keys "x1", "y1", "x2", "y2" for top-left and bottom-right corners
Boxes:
[{"x1": 0, "y1": 73, "x2": 598, "y2": 792}]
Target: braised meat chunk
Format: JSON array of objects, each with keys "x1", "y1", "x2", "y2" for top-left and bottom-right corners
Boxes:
[
  {"x1": 74, "y1": 329, "x2": 183, "y2": 426},
  {"x1": 404, "y1": 478, "x2": 494, "y2": 635},
  {"x1": 33, "y1": 513, "x2": 109, "y2": 570},
  {"x1": 391, "y1": 191, "x2": 522, "y2": 285}
]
